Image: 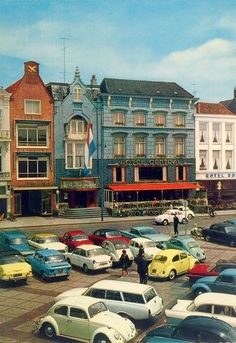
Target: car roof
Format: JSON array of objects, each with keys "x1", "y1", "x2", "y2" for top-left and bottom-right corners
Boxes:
[
  {"x1": 130, "y1": 237, "x2": 153, "y2": 243},
  {"x1": 76, "y1": 244, "x2": 103, "y2": 250},
  {"x1": 35, "y1": 249, "x2": 62, "y2": 256},
  {"x1": 1, "y1": 230, "x2": 26, "y2": 237},
  {"x1": 0, "y1": 249, "x2": 22, "y2": 257},
  {"x1": 55, "y1": 295, "x2": 100, "y2": 308},
  {"x1": 156, "y1": 249, "x2": 186, "y2": 257},
  {"x1": 179, "y1": 315, "x2": 233, "y2": 331},
  {"x1": 65, "y1": 230, "x2": 87, "y2": 236},
  {"x1": 90, "y1": 279, "x2": 155, "y2": 293},
  {"x1": 94, "y1": 228, "x2": 120, "y2": 233},
  {"x1": 171, "y1": 235, "x2": 194, "y2": 242},
  {"x1": 220, "y1": 268, "x2": 236, "y2": 276},
  {"x1": 131, "y1": 226, "x2": 155, "y2": 231},
  {"x1": 32, "y1": 233, "x2": 56, "y2": 238},
  {"x1": 195, "y1": 292, "x2": 236, "y2": 306},
  {"x1": 103, "y1": 239, "x2": 128, "y2": 245}
]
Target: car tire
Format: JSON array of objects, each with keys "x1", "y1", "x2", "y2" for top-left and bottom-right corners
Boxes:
[
  {"x1": 94, "y1": 334, "x2": 111, "y2": 343},
  {"x1": 83, "y1": 264, "x2": 89, "y2": 273},
  {"x1": 205, "y1": 235, "x2": 211, "y2": 242},
  {"x1": 66, "y1": 258, "x2": 71, "y2": 264},
  {"x1": 182, "y1": 218, "x2": 188, "y2": 224},
  {"x1": 168, "y1": 269, "x2": 176, "y2": 280},
  {"x1": 42, "y1": 323, "x2": 56, "y2": 339},
  {"x1": 162, "y1": 219, "x2": 168, "y2": 226},
  {"x1": 194, "y1": 288, "x2": 206, "y2": 297},
  {"x1": 230, "y1": 240, "x2": 235, "y2": 247}
]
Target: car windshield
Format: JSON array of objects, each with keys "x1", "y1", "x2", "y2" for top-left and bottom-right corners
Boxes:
[
  {"x1": 0, "y1": 255, "x2": 25, "y2": 264},
  {"x1": 139, "y1": 228, "x2": 157, "y2": 235},
  {"x1": 113, "y1": 241, "x2": 128, "y2": 249},
  {"x1": 144, "y1": 288, "x2": 157, "y2": 303},
  {"x1": 71, "y1": 235, "x2": 88, "y2": 241},
  {"x1": 143, "y1": 241, "x2": 156, "y2": 248},
  {"x1": 227, "y1": 327, "x2": 236, "y2": 341},
  {"x1": 9, "y1": 238, "x2": 27, "y2": 245},
  {"x1": 39, "y1": 236, "x2": 58, "y2": 243},
  {"x1": 88, "y1": 248, "x2": 105, "y2": 256},
  {"x1": 154, "y1": 255, "x2": 167, "y2": 263},
  {"x1": 187, "y1": 241, "x2": 199, "y2": 249},
  {"x1": 88, "y1": 301, "x2": 107, "y2": 318},
  {"x1": 45, "y1": 255, "x2": 66, "y2": 263}
]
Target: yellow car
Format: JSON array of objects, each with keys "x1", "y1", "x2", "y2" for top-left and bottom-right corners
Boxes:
[
  {"x1": 0, "y1": 250, "x2": 32, "y2": 283},
  {"x1": 148, "y1": 249, "x2": 198, "y2": 280}
]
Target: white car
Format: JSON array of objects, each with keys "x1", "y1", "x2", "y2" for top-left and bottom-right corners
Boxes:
[
  {"x1": 154, "y1": 210, "x2": 188, "y2": 226},
  {"x1": 37, "y1": 295, "x2": 136, "y2": 342},
  {"x1": 129, "y1": 237, "x2": 161, "y2": 261},
  {"x1": 65, "y1": 244, "x2": 112, "y2": 272},
  {"x1": 55, "y1": 279, "x2": 163, "y2": 321},
  {"x1": 101, "y1": 239, "x2": 134, "y2": 266},
  {"x1": 172, "y1": 206, "x2": 195, "y2": 219},
  {"x1": 165, "y1": 292, "x2": 236, "y2": 327},
  {"x1": 28, "y1": 233, "x2": 68, "y2": 253}
]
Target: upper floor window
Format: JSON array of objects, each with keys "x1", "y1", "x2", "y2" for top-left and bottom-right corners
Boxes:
[
  {"x1": 225, "y1": 124, "x2": 233, "y2": 143},
  {"x1": 155, "y1": 137, "x2": 165, "y2": 157},
  {"x1": 212, "y1": 123, "x2": 220, "y2": 143},
  {"x1": 112, "y1": 167, "x2": 126, "y2": 183},
  {"x1": 155, "y1": 113, "x2": 165, "y2": 127},
  {"x1": 113, "y1": 112, "x2": 125, "y2": 126},
  {"x1": 24, "y1": 100, "x2": 41, "y2": 115},
  {"x1": 68, "y1": 118, "x2": 87, "y2": 135},
  {"x1": 225, "y1": 150, "x2": 233, "y2": 170},
  {"x1": 176, "y1": 166, "x2": 187, "y2": 181},
  {"x1": 18, "y1": 157, "x2": 48, "y2": 179},
  {"x1": 17, "y1": 125, "x2": 48, "y2": 147},
  {"x1": 213, "y1": 150, "x2": 220, "y2": 170},
  {"x1": 174, "y1": 114, "x2": 185, "y2": 127},
  {"x1": 135, "y1": 112, "x2": 145, "y2": 126},
  {"x1": 199, "y1": 150, "x2": 207, "y2": 170},
  {"x1": 199, "y1": 122, "x2": 207, "y2": 143},
  {"x1": 0, "y1": 146, "x2": 1, "y2": 173},
  {"x1": 73, "y1": 86, "x2": 81, "y2": 102},
  {"x1": 135, "y1": 136, "x2": 146, "y2": 157},
  {"x1": 66, "y1": 142, "x2": 85, "y2": 169},
  {"x1": 114, "y1": 135, "x2": 125, "y2": 157},
  {"x1": 174, "y1": 137, "x2": 185, "y2": 157}
]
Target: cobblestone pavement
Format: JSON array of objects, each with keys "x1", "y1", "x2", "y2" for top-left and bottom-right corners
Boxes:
[{"x1": 0, "y1": 237, "x2": 236, "y2": 343}]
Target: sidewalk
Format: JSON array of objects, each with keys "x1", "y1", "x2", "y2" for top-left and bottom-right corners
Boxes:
[{"x1": 0, "y1": 209, "x2": 236, "y2": 230}]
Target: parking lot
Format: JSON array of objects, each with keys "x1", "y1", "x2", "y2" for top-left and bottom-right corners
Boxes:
[{"x1": 0, "y1": 213, "x2": 236, "y2": 342}]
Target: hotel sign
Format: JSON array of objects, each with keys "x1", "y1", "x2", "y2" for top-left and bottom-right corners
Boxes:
[
  {"x1": 206, "y1": 172, "x2": 236, "y2": 179},
  {"x1": 61, "y1": 179, "x2": 98, "y2": 189},
  {"x1": 117, "y1": 158, "x2": 182, "y2": 166}
]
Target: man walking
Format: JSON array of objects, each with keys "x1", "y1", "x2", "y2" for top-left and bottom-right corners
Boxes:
[
  {"x1": 173, "y1": 213, "x2": 179, "y2": 235},
  {"x1": 136, "y1": 252, "x2": 148, "y2": 284}
]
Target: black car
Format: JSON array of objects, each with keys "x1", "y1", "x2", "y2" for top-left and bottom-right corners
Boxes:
[
  {"x1": 201, "y1": 223, "x2": 236, "y2": 247},
  {"x1": 140, "y1": 315, "x2": 236, "y2": 343}
]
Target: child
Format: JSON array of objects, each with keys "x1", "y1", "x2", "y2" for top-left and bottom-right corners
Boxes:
[{"x1": 119, "y1": 249, "x2": 130, "y2": 277}]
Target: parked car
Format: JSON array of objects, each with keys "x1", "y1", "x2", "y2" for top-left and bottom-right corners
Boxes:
[
  {"x1": 192, "y1": 268, "x2": 236, "y2": 296},
  {"x1": 201, "y1": 223, "x2": 236, "y2": 247},
  {"x1": 139, "y1": 315, "x2": 236, "y2": 343},
  {"x1": 37, "y1": 295, "x2": 137, "y2": 343},
  {"x1": 128, "y1": 237, "x2": 161, "y2": 261},
  {"x1": 26, "y1": 249, "x2": 72, "y2": 280},
  {"x1": 55, "y1": 279, "x2": 163, "y2": 321},
  {"x1": 172, "y1": 206, "x2": 195, "y2": 219},
  {"x1": 163, "y1": 235, "x2": 206, "y2": 262},
  {"x1": 59, "y1": 230, "x2": 93, "y2": 251},
  {"x1": 154, "y1": 210, "x2": 188, "y2": 226},
  {"x1": 225, "y1": 219, "x2": 236, "y2": 225},
  {"x1": 28, "y1": 233, "x2": 68, "y2": 253},
  {"x1": 186, "y1": 259, "x2": 236, "y2": 282},
  {"x1": 65, "y1": 244, "x2": 112, "y2": 272},
  {"x1": 0, "y1": 249, "x2": 32, "y2": 283},
  {"x1": 0, "y1": 230, "x2": 34, "y2": 256},
  {"x1": 165, "y1": 292, "x2": 236, "y2": 327},
  {"x1": 88, "y1": 228, "x2": 130, "y2": 245},
  {"x1": 148, "y1": 249, "x2": 198, "y2": 280},
  {"x1": 121, "y1": 226, "x2": 170, "y2": 247},
  {"x1": 101, "y1": 239, "x2": 134, "y2": 266}
]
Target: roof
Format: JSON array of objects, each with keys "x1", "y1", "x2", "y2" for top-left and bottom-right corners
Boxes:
[
  {"x1": 91, "y1": 279, "x2": 154, "y2": 293},
  {"x1": 156, "y1": 249, "x2": 183, "y2": 257},
  {"x1": 1, "y1": 230, "x2": 26, "y2": 237},
  {"x1": 33, "y1": 233, "x2": 56, "y2": 238},
  {"x1": 173, "y1": 235, "x2": 195, "y2": 242},
  {"x1": 66, "y1": 230, "x2": 87, "y2": 236},
  {"x1": 75, "y1": 244, "x2": 102, "y2": 250},
  {"x1": 6, "y1": 79, "x2": 22, "y2": 93},
  {"x1": 130, "y1": 237, "x2": 153, "y2": 243},
  {"x1": 100, "y1": 78, "x2": 194, "y2": 98},
  {"x1": 196, "y1": 102, "x2": 234, "y2": 115},
  {"x1": 55, "y1": 295, "x2": 100, "y2": 308},
  {"x1": 194, "y1": 292, "x2": 236, "y2": 307},
  {"x1": 180, "y1": 315, "x2": 232, "y2": 330},
  {"x1": 220, "y1": 268, "x2": 236, "y2": 276},
  {"x1": 36, "y1": 249, "x2": 62, "y2": 256},
  {"x1": 106, "y1": 182, "x2": 200, "y2": 192}
]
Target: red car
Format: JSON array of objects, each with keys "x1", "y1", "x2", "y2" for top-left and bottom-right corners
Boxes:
[
  {"x1": 59, "y1": 230, "x2": 93, "y2": 251},
  {"x1": 88, "y1": 228, "x2": 130, "y2": 245},
  {"x1": 186, "y1": 260, "x2": 236, "y2": 282}
]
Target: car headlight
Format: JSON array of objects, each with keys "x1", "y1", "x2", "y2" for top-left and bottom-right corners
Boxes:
[
  {"x1": 65, "y1": 246, "x2": 68, "y2": 252},
  {"x1": 114, "y1": 331, "x2": 122, "y2": 340}
]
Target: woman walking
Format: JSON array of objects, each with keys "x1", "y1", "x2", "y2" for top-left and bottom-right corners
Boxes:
[{"x1": 119, "y1": 249, "x2": 130, "y2": 277}]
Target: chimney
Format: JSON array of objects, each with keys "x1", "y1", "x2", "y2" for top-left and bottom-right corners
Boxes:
[
  {"x1": 90, "y1": 75, "x2": 97, "y2": 86},
  {"x1": 24, "y1": 61, "x2": 39, "y2": 75}
]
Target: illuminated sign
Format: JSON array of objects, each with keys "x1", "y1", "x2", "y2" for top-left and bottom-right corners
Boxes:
[{"x1": 117, "y1": 159, "x2": 181, "y2": 166}]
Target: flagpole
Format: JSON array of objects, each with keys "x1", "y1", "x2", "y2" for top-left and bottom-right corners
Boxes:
[{"x1": 100, "y1": 105, "x2": 104, "y2": 221}]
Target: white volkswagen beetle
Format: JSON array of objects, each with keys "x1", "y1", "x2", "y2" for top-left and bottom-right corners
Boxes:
[
  {"x1": 37, "y1": 295, "x2": 136, "y2": 343},
  {"x1": 129, "y1": 237, "x2": 161, "y2": 261},
  {"x1": 154, "y1": 210, "x2": 188, "y2": 226}
]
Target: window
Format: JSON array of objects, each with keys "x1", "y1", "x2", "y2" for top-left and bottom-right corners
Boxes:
[
  {"x1": 199, "y1": 150, "x2": 207, "y2": 170},
  {"x1": 73, "y1": 86, "x2": 81, "y2": 101},
  {"x1": 106, "y1": 290, "x2": 122, "y2": 301},
  {"x1": 217, "y1": 275, "x2": 233, "y2": 284},
  {"x1": 114, "y1": 135, "x2": 125, "y2": 157},
  {"x1": 174, "y1": 114, "x2": 185, "y2": 127},
  {"x1": 199, "y1": 122, "x2": 207, "y2": 143},
  {"x1": 213, "y1": 150, "x2": 220, "y2": 170},
  {"x1": 18, "y1": 157, "x2": 48, "y2": 178},
  {"x1": 225, "y1": 150, "x2": 233, "y2": 170},
  {"x1": 225, "y1": 124, "x2": 233, "y2": 143},
  {"x1": 66, "y1": 142, "x2": 85, "y2": 169},
  {"x1": 172, "y1": 255, "x2": 180, "y2": 262},
  {"x1": 68, "y1": 118, "x2": 87, "y2": 135},
  {"x1": 113, "y1": 112, "x2": 125, "y2": 126},
  {"x1": 123, "y1": 293, "x2": 145, "y2": 304},
  {"x1": 175, "y1": 137, "x2": 185, "y2": 157},
  {"x1": 135, "y1": 166, "x2": 167, "y2": 181},
  {"x1": 70, "y1": 307, "x2": 87, "y2": 319},
  {"x1": 155, "y1": 137, "x2": 165, "y2": 157},
  {"x1": 24, "y1": 100, "x2": 41, "y2": 114},
  {"x1": 86, "y1": 288, "x2": 106, "y2": 299},
  {"x1": 195, "y1": 304, "x2": 211, "y2": 313},
  {"x1": 135, "y1": 136, "x2": 146, "y2": 157},
  {"x1": 155, "y1": 113, "x2": 165, "y2": 127},
  {"x1": 176, "y1": 166, "x2": 187, "y2": 181},
  {"x1": 54, "y1": 306, "x2": 68, "y2": 316},
  {"x1": 112, "y1": 167, "x2": 125, "y2": 182},
  {"x1": 135, "y1": 112, "x2": 145, "y2": 126},
  {"x1": 17, "y1": 125, "x2": 47, "y2": 147},
  {"x1": 212, "y1": 123, "x2": 220, "y2": 143}
]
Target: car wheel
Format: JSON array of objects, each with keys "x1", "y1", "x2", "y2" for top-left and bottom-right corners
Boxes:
[
  {"x1": 94, "y1": 334, "x2": 111, "y2": 343},
  {"x1": 195, "y1": 288, "x2": 206, "y2": 297},
  {"x1": 205, "y1": 235, "x2": 211, "y2": 242},
  {"x1": 230, "y1": 240, "x2": 235, "y2": 247},
  {"x1": 168, "y1": 269, "x2": 176, "y2": 280},
  {"x1": 83, "y1": 264, "x2": 89, "y2": 273},
  {"x1": 42, "y1": 323, "x2": 56, "y2": 339},
  {"x1": 188, "y1": 214, "x2": 193, "y2": 219},
  {"x1": 182, "y1": 218, "x2": 188, "y2": 224},
  {"x1": 162, "y1": 219, "x2": 168, "y2": 226},
  {"x1": 67, "y1": 258, "x2": 71, "y2": 264}
]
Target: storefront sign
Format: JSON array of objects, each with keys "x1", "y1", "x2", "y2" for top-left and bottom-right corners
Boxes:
[
  {"x1": 206, "y1": 172, "x2": 236, "y2": 178},
  {"x1": 117, "y1": 159, "x2": 181, "y2": 166},
  {"x1": 61, "y1": 179, "x2": 98, "y2": 189}
]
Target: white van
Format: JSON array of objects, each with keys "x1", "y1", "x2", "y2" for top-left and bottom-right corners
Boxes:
[{"x1": 55, "y1": 279, "x2": 163, "y2": 320}]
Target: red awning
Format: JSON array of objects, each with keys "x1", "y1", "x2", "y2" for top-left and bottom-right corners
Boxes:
[{"x1": 106, "y1": 182, "x2": 200, "y2": 192}]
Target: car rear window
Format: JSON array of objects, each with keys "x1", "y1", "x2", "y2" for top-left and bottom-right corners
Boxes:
[
  {"x1": 143, "y1": 288, "x2": 157, "y2": 303},
  {"x1": 123, "y1": 292, "x2": 145, "y2": 304}
]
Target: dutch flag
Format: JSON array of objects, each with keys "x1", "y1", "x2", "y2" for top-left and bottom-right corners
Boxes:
[{"x1": 84, "y1": 121, "x2": 96, "y2": 173}]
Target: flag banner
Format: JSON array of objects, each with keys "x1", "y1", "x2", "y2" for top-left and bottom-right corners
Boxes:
[{"x1": 84, "y1": 121, "x2": 96, "y2": 173}]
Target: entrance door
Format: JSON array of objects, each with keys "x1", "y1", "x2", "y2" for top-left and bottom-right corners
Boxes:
[
  {"x1": 87, "y1": 192, "x2": 96, "y2": 207},
  {"x1": 14, "y1": 193, "x2": 22, "y2": 216}
]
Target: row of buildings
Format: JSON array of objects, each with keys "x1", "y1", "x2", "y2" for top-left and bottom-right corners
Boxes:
[{"x1": 0, "y1": 60, "x2": 236, "y2": 219}]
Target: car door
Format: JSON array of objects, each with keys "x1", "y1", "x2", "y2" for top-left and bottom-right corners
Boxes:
[
  {"x1": 53, "y1": 305, "x2": 69, "y2": 336},
  {"x1": 174, "y1": 252, "x2": 189, "y2": 274},
  {"x1": 67, "y1": 306, "x2": 90, "y2": 341},
  {"x1": 212, "y1": 275, "x2": 236, "y2": 294},
  {"x1": 70, "y1": 248, "x2": 83, "y2": 267}
]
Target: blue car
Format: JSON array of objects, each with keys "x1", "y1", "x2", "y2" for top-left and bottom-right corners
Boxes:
[
  {"x1": 121, "y1": 226, "x2": 170, "y2": 248},
  {"x1": 0, "y1": 230, "x2": 34, "y2": 256},
  {"x1": 192, "y1": 268, "x2": 236, "y2": 297},
  {"x1": 26, "y1": 249, "x2": 72, "y2": 280}
]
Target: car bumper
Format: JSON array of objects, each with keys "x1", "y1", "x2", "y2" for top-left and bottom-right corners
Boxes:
[{"x1": 1, "y1": 273, "x2": 32, "y2": 281}]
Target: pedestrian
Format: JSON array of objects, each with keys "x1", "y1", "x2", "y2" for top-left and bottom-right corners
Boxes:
[
  {"x1": 173, "y1": 213, "x2": 179, "y2": 235},
  {"x1": 119, "y1": 249, "x2": 130, "y2": 277},
  {"x1": 138, "y1": 243, "x2": 144, "y2": 255},
  {"x1": 136, "y1": 252, "x2": 148, "y2": 284}
]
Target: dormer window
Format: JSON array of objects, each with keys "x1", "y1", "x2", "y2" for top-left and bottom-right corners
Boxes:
[{"x1": 73, "y1": 86, "x2": 81, "y2": 102}]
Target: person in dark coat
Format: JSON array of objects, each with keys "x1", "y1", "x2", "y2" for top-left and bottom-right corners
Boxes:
[
  {"x1": 136, "y1": 252, "x2": 148, "y2": 284},
  {"x1": 119, "y1": 249, "x2": 130, "y2": 277},
  {"x1": 173, "y1": 213, "x2": 179, "y2": 235}
]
